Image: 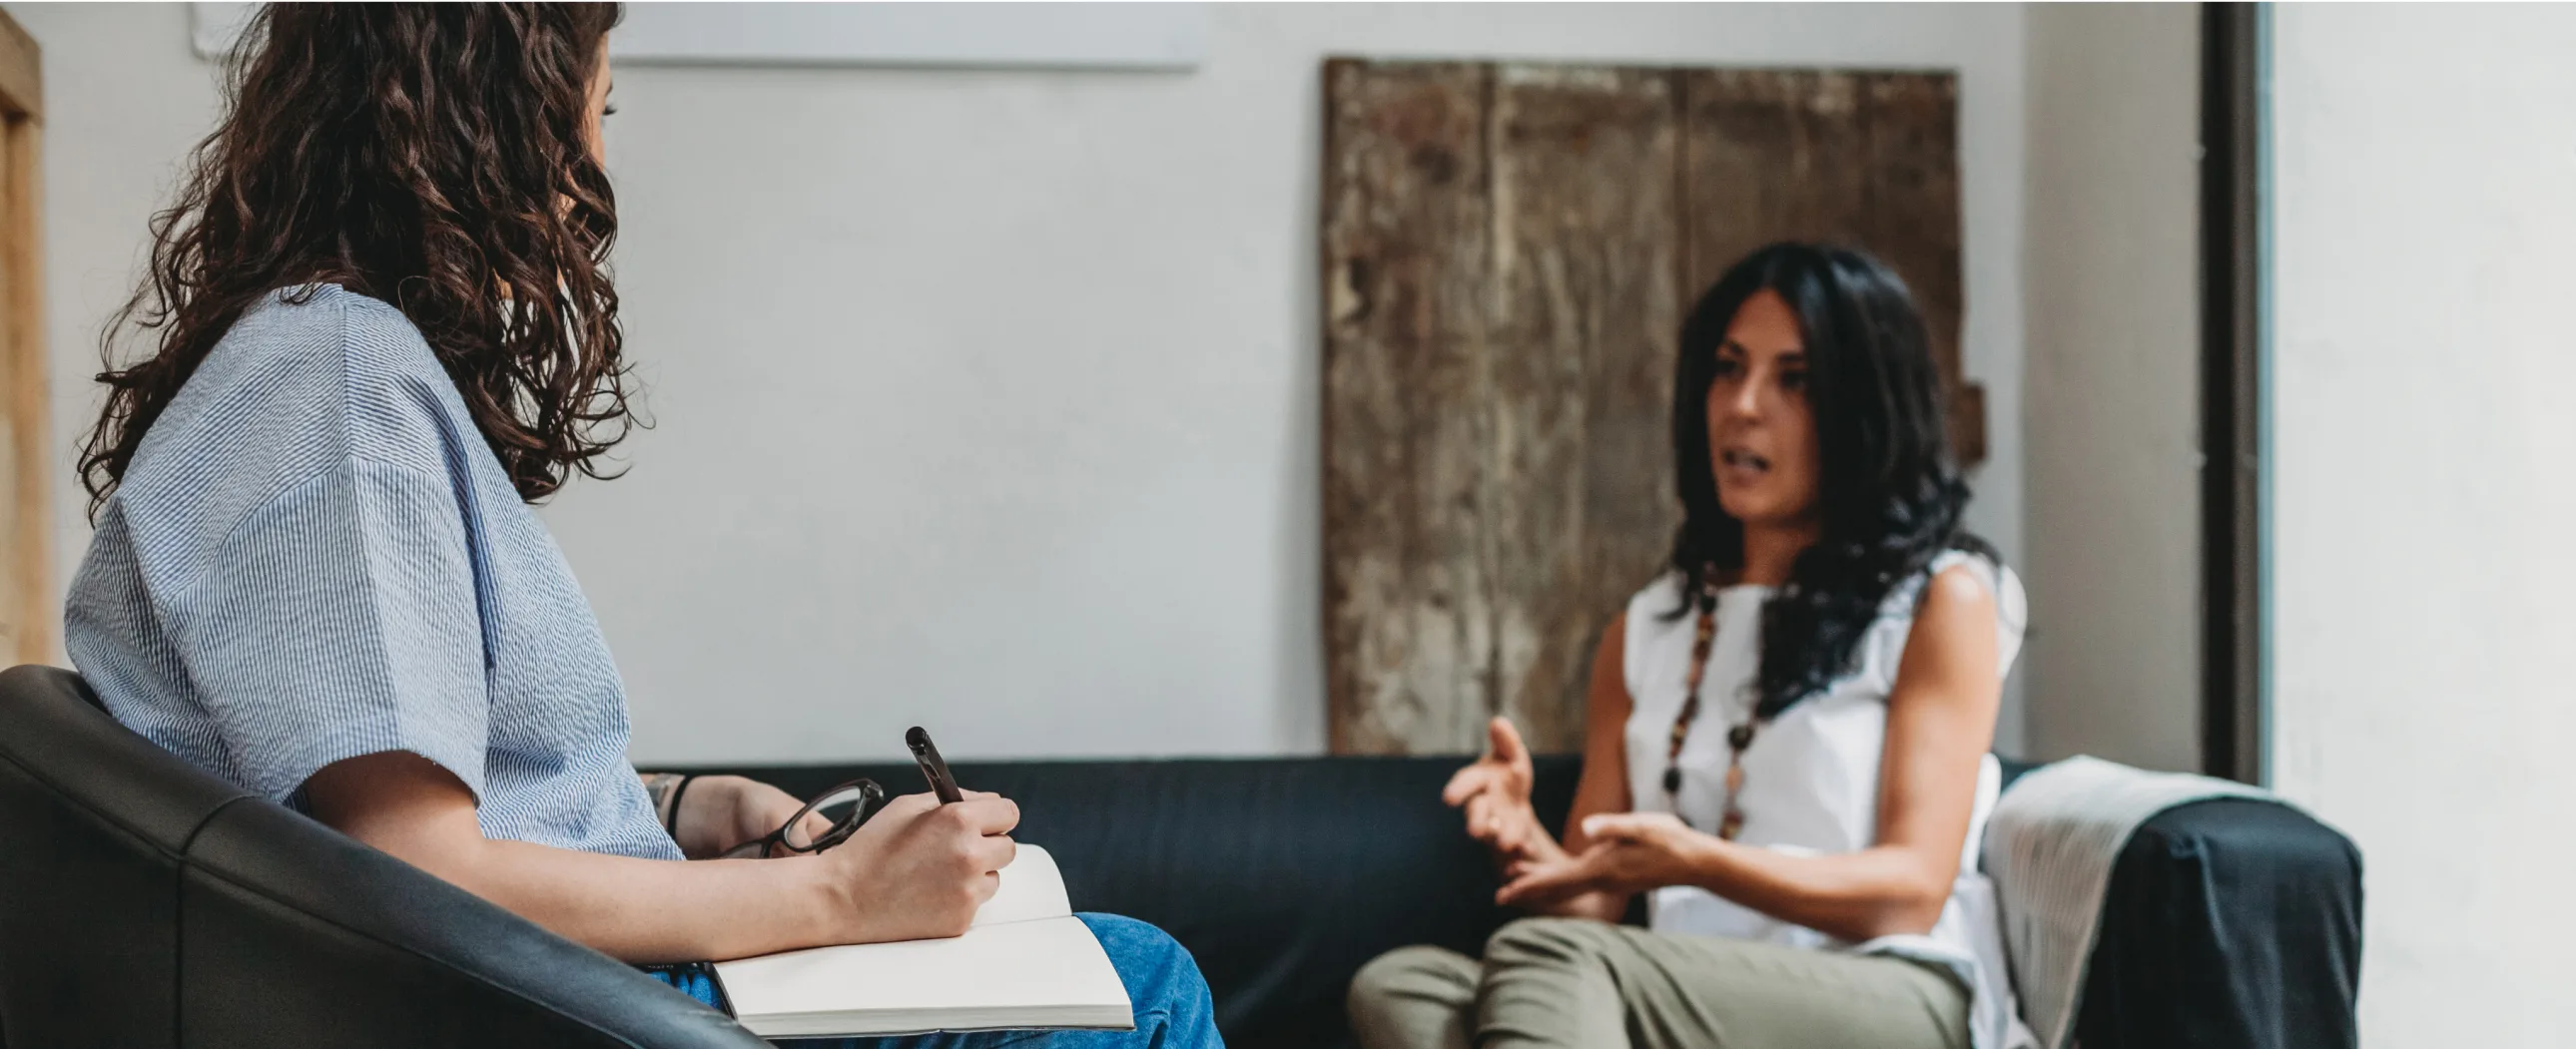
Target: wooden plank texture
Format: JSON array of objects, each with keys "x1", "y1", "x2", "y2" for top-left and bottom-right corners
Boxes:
[
  {"x1": 1678, "y1": 69, "x2": 1874, "y2": 293},
  {"x1": 0, "y1": 7, "x2": 45, "y2": 667},
  {"x1": 1681, "y1": 70, "x2": 1977, "y2": 459},
  {"x1": 1324, "y1": 61, "x2": 1963, "y2": 755},
  {"x1": 0, "y1": 8, "x2": 35, "y2": 119},
  {"x1": 1321, "y1": 60, "x2": 1495, "y2": 755},
  {"x1": 1860, "y1": 74, "x2": 1976, "y2": 462},
  {"x1": 1482, "y1": 66, "x2": 1679, "y2": 753}
]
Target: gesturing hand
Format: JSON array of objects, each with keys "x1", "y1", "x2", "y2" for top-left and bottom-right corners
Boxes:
[
  {"x1": 1443, "y1": 717, "x2": 1557, "y2": 867},
  {"x1": 1495, "y1": 811, "x2": 1712, "y2": 909}
]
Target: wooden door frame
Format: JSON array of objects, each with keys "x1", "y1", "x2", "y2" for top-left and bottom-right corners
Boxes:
[
  {"x1": 0, "y1": 8, "x2": 47, "y2": 668},
  {"x1": 2201, "y1": 3, "x2": 2264, "y2": 785}
]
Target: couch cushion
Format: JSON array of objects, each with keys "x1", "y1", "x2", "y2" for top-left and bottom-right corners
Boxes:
[{"x1": 726, "y1": 756, "x2": 1583, "y2": 1049}]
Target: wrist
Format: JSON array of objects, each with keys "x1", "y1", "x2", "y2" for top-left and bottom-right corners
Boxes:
[
  {"x1": 1674, "y1": 830, "x2": 1735, "y2": 889},
  {"x1": 641, "y1": 773, "x2": 689, "y2": 833},
  {"x1": 672, "y1": 775, "x2": 749, "y2": 857},
  {"x1": 788, "y1": 852, "x2": 861, "y2": 947}
]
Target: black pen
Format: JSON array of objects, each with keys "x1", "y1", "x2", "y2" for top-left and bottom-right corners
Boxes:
[{"x1": 906, "y1": 726, "x2": 964, "y2": 804}]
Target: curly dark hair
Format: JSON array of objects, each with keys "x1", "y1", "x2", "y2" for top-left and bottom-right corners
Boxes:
[
  {"x1": 1668, "y1": 243, "x2": 1998, "y2": 720},
  {"x1": 80, "y1": 2, "x2": 629, "y2": 510}
]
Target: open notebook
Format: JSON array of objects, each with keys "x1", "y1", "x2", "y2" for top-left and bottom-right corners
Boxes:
[{"x1": 710, "y1": 845, "x2": 1133, "y2": 1037}]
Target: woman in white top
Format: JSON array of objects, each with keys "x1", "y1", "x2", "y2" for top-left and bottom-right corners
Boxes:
[{"x1": 1349, "y1": 244, "x2": 2032, "y2": 1049}]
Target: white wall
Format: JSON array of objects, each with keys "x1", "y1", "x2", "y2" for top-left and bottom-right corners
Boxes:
[
  {"x1": 2270, "y1": 6, "x2": 2576, "y2": 1044},
  {"x1": 2019, "y1": 3, "x2": 2202, "y2": 773},
  {"x1": 16, "y1": 3, "x2": 2031, "y2": 765}
]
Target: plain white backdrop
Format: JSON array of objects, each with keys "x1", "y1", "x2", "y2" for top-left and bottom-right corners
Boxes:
[
  {"x1": 2020, "y1": 3, "x2": 2202, "y2": 776},
  {"x1": 19, "y1": 3, "x2": 2038, "y2": 767},
  {"x1": 2269, "y1": 5, "x2": 2576, "y2": 1042}
]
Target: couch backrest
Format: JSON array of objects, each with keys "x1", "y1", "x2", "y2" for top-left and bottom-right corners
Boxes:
[
  {"x1": 729, "y1": 751, "x2": 2031, "y2": 1049},
  {"x1": 732, "y1": 754, "x2": 1588, "y2": 1049},
  {"x1": 0, "y1": 665, "x2": 762, "y2": 1049}
]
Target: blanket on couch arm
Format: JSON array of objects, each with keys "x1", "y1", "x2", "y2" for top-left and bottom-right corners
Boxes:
[{"x1": 1983, "y1": 757, "x2": 2280, "y2": 1049}]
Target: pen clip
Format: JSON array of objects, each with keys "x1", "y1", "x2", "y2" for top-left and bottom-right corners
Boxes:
[{"x1": 907, "y1": 726, "x2": 965, "y2": 804}]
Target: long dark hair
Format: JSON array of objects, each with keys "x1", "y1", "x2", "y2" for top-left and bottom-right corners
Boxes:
[
  {"x1": 80, "y1": 2, "x2": 629, "y2": 510},
  {"x1": 1668, "y1": 243, "x2": 1994, "y2": 719}
]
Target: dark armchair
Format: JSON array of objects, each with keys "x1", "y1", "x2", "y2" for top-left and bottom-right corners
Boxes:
[{"x1": 0, "y1": 664, "x2": 762, "y2": 1048}]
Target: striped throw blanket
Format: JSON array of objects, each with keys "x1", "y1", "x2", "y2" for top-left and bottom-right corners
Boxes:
[{"x1": 1981, "y1": 757, "x2": 2275, "y2": 1049}]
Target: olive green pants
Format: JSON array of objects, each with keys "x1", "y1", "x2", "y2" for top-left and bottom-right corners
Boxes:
[{"x1": 1348, "y1": 917, "x2": 1969, "y2": 1049}]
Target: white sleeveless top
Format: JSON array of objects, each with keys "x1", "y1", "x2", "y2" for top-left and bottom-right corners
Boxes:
[{"x1": 1620, "y1": 550, "x2": 2036, "y2": 1049}]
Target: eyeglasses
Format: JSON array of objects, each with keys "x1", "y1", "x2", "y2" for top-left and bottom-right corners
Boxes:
[{"x1": 720, "y1": 779, "x2": 890, "y2": 859}]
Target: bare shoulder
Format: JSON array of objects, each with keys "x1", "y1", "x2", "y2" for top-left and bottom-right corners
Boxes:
[
  {"x1": 1894, "y1": 562, "x2": 2004, "y2": 692},
  {"x1": 1905, "y1": 564, "x2": 2000, "y2": 650},
  {"x1": 1921, "y1": 562, "x2": 1998, "y2": 615}
]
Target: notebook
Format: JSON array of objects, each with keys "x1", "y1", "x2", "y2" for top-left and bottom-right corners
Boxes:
[{"x1": 710, "y1": 845, "x2": 1134, "y2": 1037}]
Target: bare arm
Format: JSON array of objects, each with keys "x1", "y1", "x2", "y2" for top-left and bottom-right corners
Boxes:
[
  {"x1": 307, "y1": 753, "x2": 1017, "y2": 963},
  {"x1": 1501, "y1": 565, "x2": 2002, "y2": 942},
  {"x1": 1543, "y1": 616, "x2": 1642, "y2": 922},
  {"x1": 639, "y1": 771, "x2": 836, "y2": 860}
]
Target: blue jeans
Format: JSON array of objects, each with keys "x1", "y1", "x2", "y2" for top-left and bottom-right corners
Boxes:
[{"x1": 654, "y1": 913, "x2": 1220, "y2": 1048}]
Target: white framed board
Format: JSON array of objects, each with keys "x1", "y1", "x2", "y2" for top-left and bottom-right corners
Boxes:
[{"x1": 191, "y1": 3, "x2": 1207, "y2": 72}]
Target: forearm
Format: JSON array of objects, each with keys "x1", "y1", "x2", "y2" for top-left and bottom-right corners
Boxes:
[
  {"x1": 445, "y1": 839, "x2": 834, "y2": 963},
  {"x1": 426, "y1": 837, "x2": 836, "y2": 963},
  {"x1": 1681, "y1": 840, "x2": 1951, "y2": 942},
  {"x1": 313, "y1": 754, "x2": 1014, "y2": 963},
  {"x1": 318, "y1": 754, "x2": 839, "y2": 963}
]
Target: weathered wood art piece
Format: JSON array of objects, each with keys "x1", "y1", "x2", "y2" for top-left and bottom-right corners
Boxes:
[
  {"x1": 1323, "y1": 60, "x2": 1970, "y2": 756},
  {"x1": 0, "y1": 10, "x2": 46, "y2": 669}
]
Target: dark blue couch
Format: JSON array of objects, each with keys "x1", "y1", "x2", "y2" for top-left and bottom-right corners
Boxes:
[{"x1": 718, "y1": 755, "x2": 2362, "y2": 1049}]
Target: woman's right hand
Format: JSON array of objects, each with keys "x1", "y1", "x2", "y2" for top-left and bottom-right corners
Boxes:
[
  {"x1": 810, "y1": 789, "x2": 1020, "y2": 943},
  {"x1": 1443, "y1": 717, "x2": 1560, "y2": 867}
]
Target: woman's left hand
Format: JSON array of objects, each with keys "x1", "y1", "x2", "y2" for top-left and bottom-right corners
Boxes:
[
  {"x1": 1495, "y1": 812, "x2": 1716, "y2": 908},
  {"x1": 674, "y1": 776, "x2": 833, "y2": 859}
]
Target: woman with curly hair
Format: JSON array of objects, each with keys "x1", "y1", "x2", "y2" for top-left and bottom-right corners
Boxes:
[
  {"x1": 1348, "y1": 245, "x2": 2033, "y2": 1049},
  {"x1": 63, "y1": 5, "x2": 1216, "y2": 1045}
]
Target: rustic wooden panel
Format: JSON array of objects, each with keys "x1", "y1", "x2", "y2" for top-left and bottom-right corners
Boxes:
[
  {"x1": 0, "y1": 10, "x2": 36, "y2": 120},
  {"x1": 0, "y1": 8, "x2": 43, "y2": 669},
  {"x1": 1324, "y1": 61, "x2": 1963, "y2": 756},
  {"x1": 1321, "y1": 60, "x2": 1495, "y2": 755},
  {"x1": 1859, "y1": 75, "x2": 1979, "y2": 462},
  {"x1": 1681, "y1": 70, "x2": 1977, "y2": 459},
  {"x1": 1483, "y1": 66, "x2": 1680, "y2": 753},
  {"x1": 1678, "y1": 70, "x2": 1874, "y2": 294}
]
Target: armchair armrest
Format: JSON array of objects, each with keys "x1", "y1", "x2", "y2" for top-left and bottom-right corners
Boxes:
[{"x1": 2073, "y1": 797, "x2": 2362, "y2": 1049}]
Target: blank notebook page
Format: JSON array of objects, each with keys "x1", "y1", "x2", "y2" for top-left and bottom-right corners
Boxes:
[{"x1": 713, "y1": 845, "x2": 1133, "y2": 1037}]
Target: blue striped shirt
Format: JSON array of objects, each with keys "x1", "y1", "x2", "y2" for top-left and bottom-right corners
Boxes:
[{"x1": 65, "y1": 284, "x2": 682, "y2": 860}]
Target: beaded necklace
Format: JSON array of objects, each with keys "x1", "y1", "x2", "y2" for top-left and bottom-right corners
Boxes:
[{"x1": 1662, "y1": 568, "x2": 1761, "y2": 840}]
